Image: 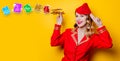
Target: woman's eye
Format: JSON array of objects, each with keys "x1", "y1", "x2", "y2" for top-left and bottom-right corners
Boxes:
[
  {"x1": 76, "y1": 15, "x2": 78, "y2": 17},
  {"x1": 80, "y1": 15, "x2": 84, "y2": 17}
]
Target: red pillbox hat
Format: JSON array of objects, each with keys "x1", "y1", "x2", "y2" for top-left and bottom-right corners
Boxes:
[{"x1": 75, "y1": 3, "x2": 91, "y2": 14}]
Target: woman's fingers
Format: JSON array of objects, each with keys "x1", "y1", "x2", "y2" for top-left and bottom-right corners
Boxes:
[
  {"x1": 90, "y1": 13, "x2": 99, "y2": 23},
  {"x1": 90, "y1": 13, "x2": 96, "y2": 21},
  {"x1": 56, "y1": 12, "x2": 63, "y2": 25},
  {"x1": 59, "y1": 12, "x2": 63, "y2": 18},
  {"x1": 90, "y1": 13, "x2": 103, "y2": 27}
]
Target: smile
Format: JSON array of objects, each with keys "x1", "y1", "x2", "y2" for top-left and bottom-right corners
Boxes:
[{"x1": 77, "y1": 21, "x2": 83, "y2": 24}]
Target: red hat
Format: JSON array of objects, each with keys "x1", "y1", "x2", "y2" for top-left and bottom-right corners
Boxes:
[{"x1": 75, "y1": 3, "x2": 91, "y2": 14}]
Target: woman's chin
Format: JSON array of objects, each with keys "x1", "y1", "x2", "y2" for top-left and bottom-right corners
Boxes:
[
  {"x1": 78, "y1": 24, "x2": 86, "y2": 28},
  {"x1": 78, "y1": 26, "x2": 84, "y2": 28}
]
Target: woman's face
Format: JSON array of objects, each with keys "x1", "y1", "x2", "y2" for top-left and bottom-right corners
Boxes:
[{"x1": 75, "y1": 12, "x2": 88, "y2": 28}]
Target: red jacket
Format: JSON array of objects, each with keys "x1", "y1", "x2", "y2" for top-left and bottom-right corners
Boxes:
[{"x1": 51, "y1": 24, "x2": 113, "y2": 61}]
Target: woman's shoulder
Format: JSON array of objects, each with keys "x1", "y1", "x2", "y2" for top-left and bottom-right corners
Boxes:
[
  {"x1": 64, "y1": 28, "x2": 73, "y2": 33},
  {"x1": 65, "y1": 28, "x2": 72, "y2": 32},
  {"x1": 90, "y1": 33, "x2": 99, "y2": 40}
]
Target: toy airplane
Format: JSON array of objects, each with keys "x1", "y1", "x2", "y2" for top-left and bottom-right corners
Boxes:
[{"x1": 51, "y1": 8, "x2": 65, "y2": 15}]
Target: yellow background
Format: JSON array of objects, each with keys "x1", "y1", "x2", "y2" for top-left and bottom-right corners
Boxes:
[{"x1": 0, "y1": 0, "x2": 120, "y2": 61}]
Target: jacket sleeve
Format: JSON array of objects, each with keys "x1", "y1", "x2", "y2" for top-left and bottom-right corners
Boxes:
[
  {"x1": 51, "y1": 24, "x2": 66, "y2": 46},
  {"x1": 92, "y1": 26, "x2": 113, "y2": 49}
]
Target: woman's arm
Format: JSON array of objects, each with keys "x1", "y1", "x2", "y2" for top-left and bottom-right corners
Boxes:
[
  {"x1": 51, "y1": 24, "x2": 66, "y2": 46},
  {"x1": 92, "y1": 26, "x2": 113, "y2": 49},
  {"x1": 90, "y1": 13, "x2": 113, "y2": 49},
  {"x1": 51, "y1": 13, "x2": 65, "y2": 46}
]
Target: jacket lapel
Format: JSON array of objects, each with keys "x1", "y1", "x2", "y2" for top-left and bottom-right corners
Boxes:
[
  {"x1": 78, "y1": 36, "x2": 89, "y2": 45},
  {"x1": 71, "y1": 31, "x2": 78, "y2": 45},
  {"x1": 71, "y1": 28, "x2": 89, "y2": 46}
]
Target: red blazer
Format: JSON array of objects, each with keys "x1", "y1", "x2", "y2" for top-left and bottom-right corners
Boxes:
[{"x1": 51, "y1": 24, "x2": 113, "y2": 61}]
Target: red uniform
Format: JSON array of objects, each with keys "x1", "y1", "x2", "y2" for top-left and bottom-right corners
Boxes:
[{"x1": 51, "y1": 24, "x2": 113, "y2": 61}]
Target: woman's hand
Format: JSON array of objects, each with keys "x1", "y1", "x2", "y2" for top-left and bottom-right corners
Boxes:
[
  {"x1": 56, "y1": 13, "x2": 63, "y2": 25},
  {"x1": 90, "y1": 13, "x2": 103, "y2": 28}
]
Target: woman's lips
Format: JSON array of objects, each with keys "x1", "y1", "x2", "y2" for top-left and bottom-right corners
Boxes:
[{"x1": 77, "y1": 21, "x2": 82, "y2": 24}]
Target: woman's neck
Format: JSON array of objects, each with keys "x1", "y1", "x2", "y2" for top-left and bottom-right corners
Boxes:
[{"x1": 77, "y1": 26, "x2": 87, "y2": 33}]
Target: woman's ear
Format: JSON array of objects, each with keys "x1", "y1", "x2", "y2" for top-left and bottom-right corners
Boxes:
[
  {"x1": 86, "y1": 17, "x2": 89, "y2": 20},
  {"x1": 86, "y1": 15, "x2": 89, "y2": 20}
]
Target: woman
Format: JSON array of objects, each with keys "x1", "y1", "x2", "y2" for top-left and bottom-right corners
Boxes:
[{"x1": 51, "y1": 3, "x2": 113, "y2": 61}]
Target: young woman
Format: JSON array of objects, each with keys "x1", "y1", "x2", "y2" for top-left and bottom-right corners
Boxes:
[{"x1": 51, "y1": 3, "x2": 113, "y2": 61}]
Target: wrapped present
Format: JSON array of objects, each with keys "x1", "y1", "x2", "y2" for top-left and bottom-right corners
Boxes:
[
  {"x1": 2, "y1": 6, "x2": 10, "y2": 15},
  {"x1": 13, "y1": 3, "x2": 22, "y2": 13},
  {"x1": 34, "y1": 4, "x2": 42, "y2": 12},
  {"x1": 44, "y1": 5, "x2": 50, "y2": 14},
  {"x1": 51, "y1": 8, "x2": 65, "y2": 15},
  {"x1": 24, "y1": 4, "x2": 32, "y2": 13}
]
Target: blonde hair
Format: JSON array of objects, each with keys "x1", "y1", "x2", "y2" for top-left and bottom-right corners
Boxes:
[{"x1": 85, "y1": 15, "x2": 95, "y2": 37}]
